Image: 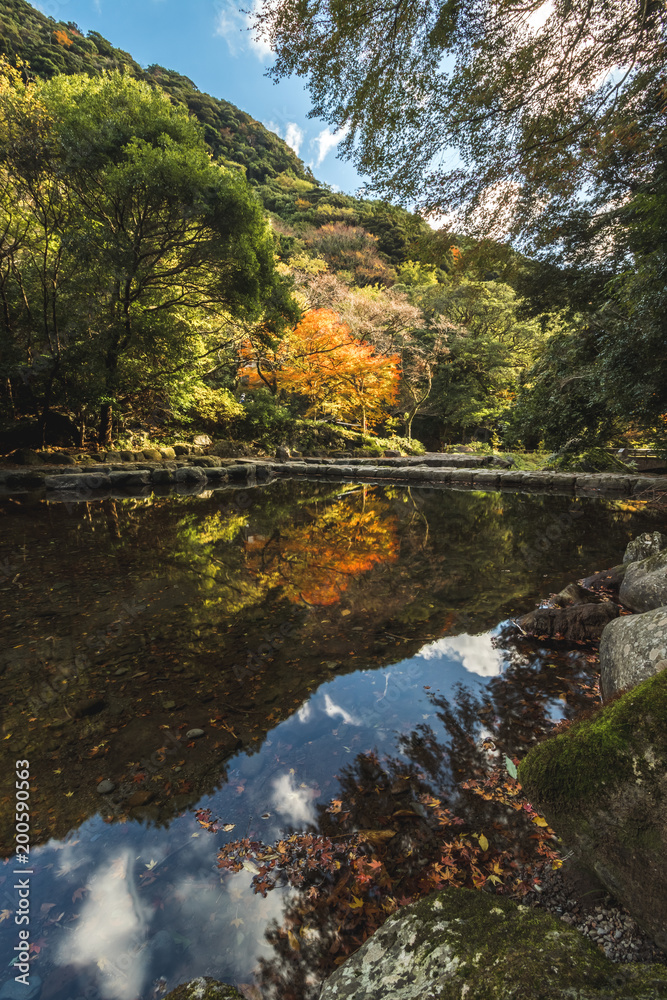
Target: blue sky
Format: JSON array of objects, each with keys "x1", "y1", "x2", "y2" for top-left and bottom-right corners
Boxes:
[{"x1": 33, "y1": 0, "x2": 366, "y2": 193}]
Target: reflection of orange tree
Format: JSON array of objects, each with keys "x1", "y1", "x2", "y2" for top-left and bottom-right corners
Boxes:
[
  {"x1": 239, "y1": 309, "x2": 400, "y2": 431},
  {"x1": 244, "y1": 492, "x2": 398, "y2": 606}
]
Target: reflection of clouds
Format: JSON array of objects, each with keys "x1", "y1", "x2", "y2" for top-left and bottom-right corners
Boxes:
[
  {"x1": 57, "y1": 850, "x2": 150, "y2": 1000},
  {"x1": 271, "y1": 773, "x2": 317, "y2": 825},
  {"x1": 323, "y1": 692, "x2": 360, "y2": 726},
  {"x1": 297, "y1": 701, "x2": 313, "y2": 723},
  {"x1": 418, "y1": 633, "x2": 503, "y2": 677},
  {"x1": 173, "y1": 869, "x2": 291, "y2": 980}
]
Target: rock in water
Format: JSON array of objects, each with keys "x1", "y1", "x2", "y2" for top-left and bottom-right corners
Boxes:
[
  {"x1": 579, "y1": 563, "x2": 626, "y2": 595},
  {"x1": 600, "y1": 606, "x2": 667, "y2": 698},
  {"x1": 552, "y1": 582, "x2": 602, "y2": 607},
  {"x1": 516, "y1": 601, "x2": 619, "y2": 641},
  {"x1": 623, "y1": 531, "x2": 667, "y2": 564},
  {"x1": 162, "y1": 979, "x2": 243, "y2": 1000},
  {"x1": 620, "y1": 550, "x2": 667, "y2": 612},
  {"x1": 519, "y1": 670, "x2": 667, "y2": 953},
  {"x1": 318, "y1": 888, "x2": 667, "y2": 999}
]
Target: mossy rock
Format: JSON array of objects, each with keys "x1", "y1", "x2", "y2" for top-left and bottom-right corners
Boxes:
[
  {"x1": 546, "y1": 446, "x2": 636, "y2": 474},
  {"x1": 163, "y1": 977, "x2": 244, "y2": 1000},
  {"x1": 519, "y1": 670, "x2": 667, "y2": 949},
  {"x1": 319, "y1": 888, "x2": 667, "y2": 999}
]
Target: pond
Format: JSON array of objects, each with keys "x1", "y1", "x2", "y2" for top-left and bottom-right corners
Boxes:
[{"x1": 0, "y1": 482, "x2": 658, "y2": 1000}]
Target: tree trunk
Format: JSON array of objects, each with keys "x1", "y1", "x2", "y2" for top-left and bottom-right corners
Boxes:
[
  {"x1": 99, "y1": 402, "x2": 113, "y2": 448},
  {"x1": 38, "y1": 363, "x2": 58, "y2": 447},
  {"x1": 4, "y1": 378, "x2": 14, "y2": 420}
]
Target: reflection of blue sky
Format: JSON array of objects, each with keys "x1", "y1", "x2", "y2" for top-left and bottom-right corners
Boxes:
[
  {"x1": 0, "y1": 628, "x2": 512, "y2": 998},
  {"x1": 417, "y1": 632, "x2": 504, "y2": 677}
]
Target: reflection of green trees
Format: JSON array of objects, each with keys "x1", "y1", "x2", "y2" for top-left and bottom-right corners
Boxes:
[
  {"x1": 171, "y1": 486, "x2": 398, "y2": 611},
  {"x1": 233, "y1": 632, "x2": 601, "y2": 1000},
  {"x1": 0, "y1": 483, "x2": 654, "y2": 853}
]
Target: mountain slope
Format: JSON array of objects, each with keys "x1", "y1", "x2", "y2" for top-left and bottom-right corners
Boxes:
[{"x1": 0, "y1": 0, "x2": 312, "y2": 184}]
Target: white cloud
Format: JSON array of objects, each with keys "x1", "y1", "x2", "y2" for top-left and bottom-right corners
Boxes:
[
  {"x1": 313, "y1": 125, "x2": 350, "y2": 167},
  {"x1": 57, "y1": 850, "x2": 151, "y2": 1000},
  {"x1": 323, "y1": 692, "x2": 360, "y2": 726},
  {"x1": 271, "y1": 772, "x2": 318, "y2": 825},
  {"x1": 215, "y1": 0, "x2": 273, "y2": 60},
  {"x1": 215, "y1": 9, "x2": 243, "y2": 56},
  {"x1": 268, "y1": 121, "x2": 306, "y2": 155},
  {"x1": 418, "y1": 633, "x2": 503, "y2": 677},
  {"x1": 284, "y1": 122, "x2": 305, "y2": 156}
]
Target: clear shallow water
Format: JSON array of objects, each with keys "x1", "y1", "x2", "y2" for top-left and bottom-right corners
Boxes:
[{"x1": 0, "y1": 482, "x2": 658, "y2": 999}]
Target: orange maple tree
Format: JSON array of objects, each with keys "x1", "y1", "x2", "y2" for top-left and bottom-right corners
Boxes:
[
  {"x1": 240, "y1": 308, "x2": 400, "y2": 431},
  {"x1": 52, "y1": 29, "x2": 74, "y2": 47}
]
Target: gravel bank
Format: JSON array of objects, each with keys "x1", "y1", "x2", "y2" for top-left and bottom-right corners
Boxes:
[{"x1": 524, "y1": 862, "x2": 666, "y2": 965}]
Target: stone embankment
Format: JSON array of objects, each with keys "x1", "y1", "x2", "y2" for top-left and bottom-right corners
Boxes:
[{"x1": 0, "y1": 452, "x2": 665, "y2": 500}]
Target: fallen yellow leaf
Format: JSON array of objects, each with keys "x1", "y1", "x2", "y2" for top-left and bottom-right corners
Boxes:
[{"x1": 357, "y1": 829, "x2": 396, "y2": 844}]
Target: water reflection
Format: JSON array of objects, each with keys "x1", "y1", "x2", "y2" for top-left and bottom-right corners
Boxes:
[
  {"x1": 418, "y1": 632, "x2": 504, "y2": 677},
  {"x1": 58, "y1": 850, "x2": 150, "y2": 1000},
  {"x1": 0, "y1": 483, "x2": 660, "y2": 999}
]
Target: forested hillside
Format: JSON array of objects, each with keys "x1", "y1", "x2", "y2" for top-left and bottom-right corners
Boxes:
[
  {"x1": 0, "y1": 0, "x2": 311, "y2": 183},
  {"x1": 0, "y1": 0, "x2": 663, "y2": 462}
]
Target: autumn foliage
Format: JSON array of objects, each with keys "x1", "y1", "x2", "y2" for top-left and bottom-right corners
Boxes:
[
  {"x1": 52, "y1": 29, "x2": 74, "y2": 47},
  {"x1": 244, "y1": 493, "x2": 398, "y2": 605},
  {"x1": 213, "y1": 749, "x2": 561, "y2": 999},
  {"x1": 240, "y1": 309, "x2": 400, "y2": 430}
]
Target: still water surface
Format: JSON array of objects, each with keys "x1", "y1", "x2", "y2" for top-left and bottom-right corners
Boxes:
[{"x1": 0, "y1": 482, "x2": 658, "y2": 1000}]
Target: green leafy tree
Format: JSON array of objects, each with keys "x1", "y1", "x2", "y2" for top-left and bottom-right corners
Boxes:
[
  {"x1": 252, "y1": 0, "x2": 664, "y2": 249},
  {"x1": 252, "y1": 0, "x2": 666, "y2": 448},
  {"x1": 0, "y1": 70, "x2": 296, "y2": 443}
]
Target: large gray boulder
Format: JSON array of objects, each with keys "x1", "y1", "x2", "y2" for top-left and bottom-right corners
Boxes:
[
  {"x1": 519, "y1": 669, "x2": 667, "y2": 953},
  {"x1": 624, "y1": 531, "x2": 667, "y2": 564},
  {"x1": 318, "y1": 888, "x2": 667, "y2": 1000},
  {"x1": 600, "y1": 606, "x2": 667, "y2": 698},
  {"x1": 620, "y1": 550, "x2": 667, "y2": 612}
]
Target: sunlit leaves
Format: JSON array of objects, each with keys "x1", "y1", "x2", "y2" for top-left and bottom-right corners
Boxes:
[{"x1": 240, "y1": 308, "x2": 400, "y2": 430}]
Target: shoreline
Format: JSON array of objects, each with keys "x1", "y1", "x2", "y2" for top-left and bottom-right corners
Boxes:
[{"x1": 0, "y1": 454, "x2": 665, "y2": 501}]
